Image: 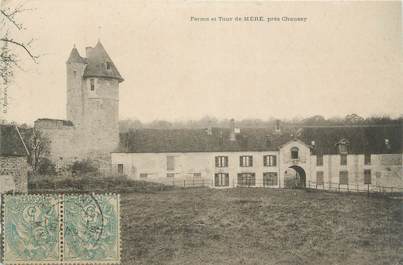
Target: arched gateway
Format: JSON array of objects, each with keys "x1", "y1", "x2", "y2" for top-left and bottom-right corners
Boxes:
[{"x1": 284, "y1": 165, "x2": 306, "y2": 188}]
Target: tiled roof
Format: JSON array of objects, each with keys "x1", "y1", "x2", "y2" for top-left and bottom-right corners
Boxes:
[
  {"x1": 83, "y1": 41, "x2": 124, "y2": 82},
  {"x1": 0, "y1": 125, "x2": 28, "y2": 156},
  {"x1": 117, "y1": 124, "x2": 402, "y2": 155}
]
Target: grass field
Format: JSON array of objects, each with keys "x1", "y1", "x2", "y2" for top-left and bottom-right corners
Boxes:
[{"x1": 120, "y1": 188, "x2": 403, "y2": 265}]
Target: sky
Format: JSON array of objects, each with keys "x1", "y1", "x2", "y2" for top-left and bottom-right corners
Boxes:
[{"x1": 1, "y1": 0, "x2": 402, "y2": 124}]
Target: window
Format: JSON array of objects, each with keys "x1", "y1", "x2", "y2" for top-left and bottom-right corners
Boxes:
[
  {"x1": 336, "y1": 139, "x2": 349, "y2": 154},
  {"x1": 90, "y1": 78, "x2": 95, "y2": 91},
  {"x1": 316, "y1": 171, "x2": 324, "y2": 185},
  {"x1": 340, "y1": 154, "x2": 347, "y2": 165},
  {"x1": 316, "y1": 154, "x2": 323, "y2": 166},
  {"x1": 117, "y1": 164, "x2": 123, "y2": 175},
  {"x1": 237, "y1": 173, "x2": 255, "y2": 186},
  {"x1": 140, "y1": 173, "x2": 148, "y2": 178},
  {"x1": 73, "y1": 70, "x2": 77, "y2": 77},
  {"x1": 215, "y1": 173, "x2": 229, "y2": 187},
  {"x1": 215, "y1": 156, "x2": 228, "y2": 167},
  {"x1": 167, "y1": 156, "x2": 175, "y2": 171},
  {"x1": 338, "y1": 144, "x2": 348, "y2": 154},
  {"x1": 339, "y1": 171, "x2": 348, "y2": 185},
  {"x1": 106, "y1": 61, "x2": 111, "y2": 70},
  {"x1": 240, "y1": 156, "x2": 253, "y2": 167},
  {"x1": 291, "y1": 147, "x2": 299, "y2": 159},
  {"x1": 364, "y1": 153, "x2": 371, "y2": 165},
  {"x1": 263, "y1": 172, "x2": 278, "y2": 186},
  {"x1": 263, "y1": 155, "x2": 277, "y2": 167},
  {"x1": 194, "y1": 173, "x2": 202, "y2": 178},
  {"x1": 364, "y1": 169, "x2": 371, "y2": 184},
  {"x1": 385, "y1": 139, "x2": 391, "y2": 149},
  {"x1": 167, "y1": 173, "x2": 175, "y2": 178}
]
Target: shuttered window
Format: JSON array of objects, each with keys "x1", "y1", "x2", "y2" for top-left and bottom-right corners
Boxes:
[
  {"x1": 263, "y1": 172, "x2": 278, "y2": 186},
  {"x1": 215, "y1": 156, "x2": 228, "y2": 167},
  {"x1": 240, "y1": 156, "x2": 253, "y2": 167},
  {"x1": 263, "y1": 155, "x2": 277, "y2": 167},
  {"x1": 237, "y1": 173, "x2": 256, "y2": 186},
  {"x1": 215, "y1": 173, "x2": 229, "y2": 187}
]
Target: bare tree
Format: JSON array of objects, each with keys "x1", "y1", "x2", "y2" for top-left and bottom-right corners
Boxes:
[
  {"x1": 26, "y1": 128, "x2": 50, "y2": 174},
  {"x1": 0, "y1": 2, "x2": 37, "y2": 113}
]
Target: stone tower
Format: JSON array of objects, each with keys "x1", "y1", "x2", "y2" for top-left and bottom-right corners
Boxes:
[{"x1": 66, "y1": 41, "x2": 124, "y2": 155}]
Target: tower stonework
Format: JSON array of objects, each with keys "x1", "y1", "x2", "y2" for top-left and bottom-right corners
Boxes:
[
  {"x1": 36, "y1": 41, "x2": 124, "y2": 168},
  {"x1": 66, "y1": 41, "x2": 124, "y2": 154}
]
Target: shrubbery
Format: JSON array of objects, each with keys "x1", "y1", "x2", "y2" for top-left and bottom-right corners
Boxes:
[
  {"x1": 37, "y1": 158, "x2": 56, "y2": 175},
  {"x1": 70, "y1": 159, "x2": 98, "y2": 176}
]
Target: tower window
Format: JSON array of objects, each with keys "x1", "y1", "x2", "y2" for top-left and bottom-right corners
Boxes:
[
  {"x1": 106, "y1": 61, "x2": 111, "y2": 70},
  {"x1": 73, "y1": 70, "x2": 77, "y2": 77},
  {"x1": 90, "y1": 79, "x2": 95, "y2": 91}
]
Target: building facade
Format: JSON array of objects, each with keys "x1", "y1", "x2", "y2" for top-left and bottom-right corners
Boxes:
[
  {"x1": 112, "y1": 125, "x2": 403, "y2": 191},
  {"x1": 35, "y1": 41, "x2": 124, "y2": 167},
  {"x1": 0, "y1": 125, "x2": 29, "y2": 193}
]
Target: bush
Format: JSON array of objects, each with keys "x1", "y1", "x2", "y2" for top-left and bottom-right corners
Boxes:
[
  {"x1": 70, "y1": 159, "x2": 98, "y2": 175},
  {"x1": 37, "y1": 158, "x2": 56, "y2": 176}
]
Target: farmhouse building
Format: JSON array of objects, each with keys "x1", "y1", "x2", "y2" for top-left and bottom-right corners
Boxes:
[
  {"x1": 34, "y1": 41, "x2": 124, "y2": 169},
  {"x1": 0, "y1": 124, "x2": 29, "y2": 193},
  {"x1": 112, "y1": 123, "x2": 403, "y2": 191}
]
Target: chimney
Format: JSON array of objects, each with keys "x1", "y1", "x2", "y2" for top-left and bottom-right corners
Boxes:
[
  {"x1": 229, "y1": 118, "x2": 236, "y2": 141},
  {"x1": 85, "y1": 46, "x2": 93, "y2": 58},
  {"x1": 275, "y1": 119, "x2": 281, "y2": 133}
]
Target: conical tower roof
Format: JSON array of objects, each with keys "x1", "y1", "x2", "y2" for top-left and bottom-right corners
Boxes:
[
  {"x1": 66, "y1": 46, "x2": 86, "y2": 64},
  {"x1": 83, "y1": 41, "x2": 124, "y2": 82}
]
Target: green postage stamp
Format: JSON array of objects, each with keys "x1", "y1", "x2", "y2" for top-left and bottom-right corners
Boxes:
[{"x1": 2, "y1": 194, "x2": 120, "y2": 264}]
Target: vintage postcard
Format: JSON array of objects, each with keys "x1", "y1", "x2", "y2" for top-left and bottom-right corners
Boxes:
[{"x1": 0, "y1": 0, "x2": 402, "y2": 264}]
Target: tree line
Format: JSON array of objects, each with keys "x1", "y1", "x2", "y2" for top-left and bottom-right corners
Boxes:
[{"x1": 119, "y1": 114, "x2": 402, "y2": 132}]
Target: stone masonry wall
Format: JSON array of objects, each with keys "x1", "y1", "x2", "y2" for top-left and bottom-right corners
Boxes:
[{"x1": 0, "y1": 156, "x2": 28, "y2": 193}]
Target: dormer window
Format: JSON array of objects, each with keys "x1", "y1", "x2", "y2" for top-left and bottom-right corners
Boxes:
[
  {"x1": 106, "y1": 61, "x2": 111, "y2": 70},
  {"x1": 90, "y1": 79, "x2": 95, "y2": 91},
  {"x1": 336, "y1": 139, "x2": 349, "y2": 154},
  {"x1": 385, "y1": 139, "x2": 391, "y2": 150},
  {"x1": 291, "y1": 147, "x2": 299, "y2": 160}
]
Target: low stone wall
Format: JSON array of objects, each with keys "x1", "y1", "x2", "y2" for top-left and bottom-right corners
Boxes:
[{"x1": 0, "y1": 156, "x2": 28, "y2": 193}]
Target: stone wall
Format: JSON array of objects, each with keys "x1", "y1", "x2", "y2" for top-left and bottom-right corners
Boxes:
[
  {"x1": 81, "y1": 77, "x2": 119, "y2": 153},
  {"x1": 0, "y1": 156, "x2": 28, "y2": 193}
]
